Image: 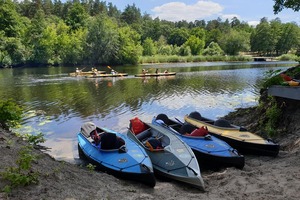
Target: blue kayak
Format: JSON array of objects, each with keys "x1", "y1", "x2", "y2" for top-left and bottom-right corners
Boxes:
[
  {"x1": 77, "y1": 122, "x2": 156, "y2": 187},
  {"x1": 152, "y1": 114, "x2": 245, "y2": 170}
]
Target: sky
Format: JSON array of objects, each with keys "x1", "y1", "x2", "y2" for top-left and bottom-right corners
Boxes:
[{"x1": 106, "y1": 0, "x2": 300, "y2": 26}]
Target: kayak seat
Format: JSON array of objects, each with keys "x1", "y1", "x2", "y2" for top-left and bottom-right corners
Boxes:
[
  {"x1": 214, "y1": 119, "x2": 232, "y2": 128},
  {"x1": 144, "y1": 138, "x2": 164, "y2": 152},
  {"x1": 136, "y1": 128, "x2": 152, "y2": 142},
  {"x1": 100, "y1": 132, "x2": 125, "y2": 150},
  {"x1": 180, "y1": 124, "x2": 196, "y2": 135},
  {"x1": 156, "y1": 114, "x2": 170, "y2": 125}
]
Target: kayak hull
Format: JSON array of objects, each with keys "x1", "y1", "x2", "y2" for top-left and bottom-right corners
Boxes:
[
  {"x1": 152, "y1": 115, "x2": 244, "y2": 170},
  {"x1": 78, "y1": 124, "x2": 156, "y2": 187},
  {"x1": 134, "y1": 72, "x2": 176, "y2": 77},
  {"x1": 127, "y1": 121, "x2": 204, "y2": 190},
  {"x1": 184, "y1": 112, "x2": 280, "y2": 157}
]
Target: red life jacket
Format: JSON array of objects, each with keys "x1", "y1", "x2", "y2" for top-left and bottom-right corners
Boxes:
[
  {"x1": 130, "y1": 117, "x2": 147, "y2": 135},
  {"x1": 189, "y1": 126, "x2": 208, "y2": 136}
]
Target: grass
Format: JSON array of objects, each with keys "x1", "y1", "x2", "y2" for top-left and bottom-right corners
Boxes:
[{"x1": 139, "y1": 55, "x2": 253, "y2": 64}]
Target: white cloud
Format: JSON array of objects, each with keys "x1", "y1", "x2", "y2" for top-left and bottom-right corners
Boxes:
[
  {"x1": 248, "y1": 20, "x2": 260, "y2": 27},
  {"x1": 151, "y1": 1, "x2": 223, "y2": 22}
]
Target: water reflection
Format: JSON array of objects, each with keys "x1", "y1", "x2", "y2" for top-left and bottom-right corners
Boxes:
[{"x1": 0, "y1": 62, "x2": 297, "y2": 162}]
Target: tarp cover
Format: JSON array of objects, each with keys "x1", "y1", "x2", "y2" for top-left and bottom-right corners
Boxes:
[{"x1": 81, "y1": 122, "x2": 96, "y2": 137}]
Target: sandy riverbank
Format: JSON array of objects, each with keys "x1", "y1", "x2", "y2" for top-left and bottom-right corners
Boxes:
[{"x1": 1, "y1": 108, "x2": 300, "y2": 200}]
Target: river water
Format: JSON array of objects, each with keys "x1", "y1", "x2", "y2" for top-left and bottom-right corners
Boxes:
[{"x1": 0, "y1": 61, "x2": 296, "y2": 162}]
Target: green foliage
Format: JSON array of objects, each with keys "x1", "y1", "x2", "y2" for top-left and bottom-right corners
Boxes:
[
  {"x1": 203, "y1": 42, "x2": 224, "y2": 56},
  {"x1": 264, "y1": 98, "x2": 282, "y2": 137},
  {"x1": 65, "y1": 2, "x2": 88, "y2": 31},
  {"x1": 221, "y1": 29, "x2": 250, "y2": 55},
  {"x1": 183, "y1": 35, "x2": 205, "y2": 55},
  {"x1": 84, "y1": 15, "x2": 120, "y2": 65},
  {"x1": 0, "y1": 1, "x2": 299, "y2": 66},
  {"x1": 276, "y1": 23, "x2": 300, "y2": 54},
  {"x1": 142, "y1": 37, "x2": 157, "y2": 56},
  {"x1": 118, "y1": 26, "x2": 142, "y2": 64},
  {"x1": 277, "y1": 53, "x2": 299, "y2": 61},
  {"x1": 168, "y1": 28, "x2": 189, "y2": 46},
  {"x1": 261, "y1": 69, "x2": 283, "y2": 89},
  {"x1": 23, "y1": 133, "x2": 46, "y2": 146},
  {"x1": 251, "y1": 19, "x2": 275, "y2": 54},
  {"x1": 139, "y1": 55, "x2": 252, "y2": 64},
  {"x1": 86, "y1": 163, "x2": 96, "y2": 171},
  {"x1": 273, "y1": 0, "x2": 300, "y2": 14},
  {"x1": 0, "y1": 146, "x2": 38, "y2": 193},
  {"x1": 0, "y1": 99, "x2": 22, "y2": 129}
]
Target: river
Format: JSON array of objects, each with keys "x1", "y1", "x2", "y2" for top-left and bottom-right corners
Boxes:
[{"x1": 0, "y1": 61, "x2": 296, "y2": 162}]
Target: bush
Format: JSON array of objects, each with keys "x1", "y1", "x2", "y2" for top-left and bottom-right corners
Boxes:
[
  {"x1": 0, "y1": 99, "x2": 23, "y2": 129},
  {"x1": 0, "y1": 146, "x2": 39, "y2": 193}
]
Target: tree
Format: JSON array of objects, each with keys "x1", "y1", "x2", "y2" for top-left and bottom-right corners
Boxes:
[
  {"x1": 118, "y1": 26, "x2": 142, "y2": 64},
  {"x1": 121, "y1": 4, "x2": 142, "y2": 25},
  {"x1": 168, "y1": 28, "x2": 189, "y2": 46},
  {"x1": 273, "y1": 0, "x2": 300, "y2": 14},
  {"x1": 221, "y1": 30, "x2": 250, "y2": 55},
  {"x1": 276, "y1": 22, "x2": 300, "y2": 54},
  {"x1": 250, "y1": 18, "x2": 275, "y2": 55},
  {"x1": 142, "y1": 37, "x2": 156, "y2": 56},
  {"x1": 183, "y1": 35, "x2": 205, "y2": 55},
  {"x1": 190, "y1": 27, "x2": 206, "y2": 41},
  {"x1": 65, "y1": 2, "x2": 88, "y2": 31},
  {"x1": 0, "y1": 0, "x2": 23, "y2": 37},
  {"x1": 84, "y1": 16, "x2": 120, "y2": 65},
  {"x1": 203, "y1": 42, "x2": 224, "y2": 56}
]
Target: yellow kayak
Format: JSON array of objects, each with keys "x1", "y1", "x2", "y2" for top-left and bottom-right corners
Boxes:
[{"x1": 184, "y1": 112, "x2": 279, "y2": 157}]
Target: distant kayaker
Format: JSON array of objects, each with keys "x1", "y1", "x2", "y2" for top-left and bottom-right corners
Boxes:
[
  {"x1": 142, "y1": 69, "x2": 148, "y2": 74},
  {"x1": 75, "y1": 68, "x2": 80, "y2": 76}
]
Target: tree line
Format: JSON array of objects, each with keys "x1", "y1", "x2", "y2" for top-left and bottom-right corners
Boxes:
[{"x1": 0, "y1": 0, "x2": 299, "y2": 67}]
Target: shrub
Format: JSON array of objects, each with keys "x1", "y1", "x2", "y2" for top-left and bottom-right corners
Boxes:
[
  {"x1": 0, "y1": 99, "x2": 23, "y2": 129},
  {"x1": 0, "y1": 146, "x2": 39, "y2": 193}
]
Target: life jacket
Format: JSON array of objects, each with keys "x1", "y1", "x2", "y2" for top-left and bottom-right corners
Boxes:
[
  {"x1": 280, "y1": 73, "x2": 292, "y2": 81},
  {"x1": 188, "y1": 126, "x2": 208, "y2": 137},
  {"x1": 130, "y1": 117, "x2": 147, "y2": 135},
  {"x1": 90, "y1": 130, "x2": 101, "y2": 145}
]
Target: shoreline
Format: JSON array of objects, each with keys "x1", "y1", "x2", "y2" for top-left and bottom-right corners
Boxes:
[{"x1": 1, "y1": 106, "x2": 300, "y2": 200}]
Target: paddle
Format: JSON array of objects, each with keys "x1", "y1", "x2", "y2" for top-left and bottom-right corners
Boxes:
[
  {"x1": 175, "y1": 117, "x2": 184, "y2": 125},
  {"x1": 107, "y1": 65, "x2": 118, "y2": 74}
]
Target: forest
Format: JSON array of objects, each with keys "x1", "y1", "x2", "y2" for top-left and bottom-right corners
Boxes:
[{"x1": 0, "y1": 0, "x2": 300, "y2": 67}]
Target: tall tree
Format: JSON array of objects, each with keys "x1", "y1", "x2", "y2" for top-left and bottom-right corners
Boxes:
[
  {"x1": 0, "y1": 0, "x2": 22, "y2": 37},
  {"x1": 167, "y1": 28, "x2": 189, "y2": 46},
  {"x1": 251, "y1": 18, "x2": 275, "y2": 55},
  {"x1": 142, "y1": 37, "x2": 157, "y2": 56},
  {"x1": 118, "y1": 26, "x2": 142, "y2": 64},
  {"x1": 183, "y1": 35, "x2": 205, "y2": 55},
  {"x1": 65, "y1": 2, "x2": 88, "y2": 31},
  {"x1": 121, "y1": 4, "x2": 142, "y2": 25},
  {"x1": 276, "y1": 22, "x2": 300, "y2": 54},
  {"x1": 220, "y1": 30, "x2": 250, "y2": 55},
  {"x1": 84, "y1": 16, "x2": 120, "y2": 65}
]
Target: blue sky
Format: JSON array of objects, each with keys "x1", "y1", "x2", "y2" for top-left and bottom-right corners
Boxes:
[{"x1": 107, "y1": 0, "x2": 299, "y2": 25}]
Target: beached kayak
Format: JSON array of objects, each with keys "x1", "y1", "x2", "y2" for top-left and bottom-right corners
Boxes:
[
  {"x1": 152, "y1": 114, "x2": 245, "y2": 170},
  {"x1": 127, "y1": 118, "x2": 204, "y2": 190},
  {"x1": 78, "y1": 122, "x2": 156, "y2": 187},
  {"x1": 184, "y1": 111, "x2": 280, "y2": 157}
]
